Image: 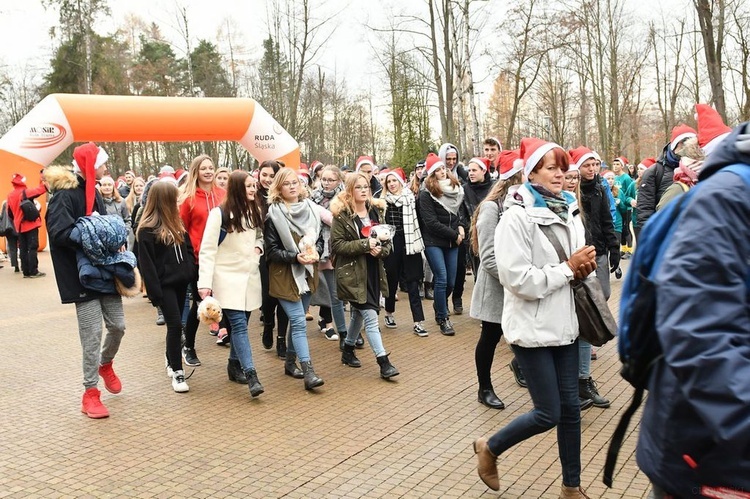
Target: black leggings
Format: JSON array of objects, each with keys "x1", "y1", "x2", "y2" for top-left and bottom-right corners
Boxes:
[
  {"x1": 162, "y1": 285, "x2": 188, "y2": 371},
  {"x1": 475, "y1": 321, "x2": 503, "y2": 387}
]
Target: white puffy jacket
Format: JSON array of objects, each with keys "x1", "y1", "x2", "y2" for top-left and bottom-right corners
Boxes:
[{"x1": 495, "y1": 184, "x2": 586, "y2": 348}]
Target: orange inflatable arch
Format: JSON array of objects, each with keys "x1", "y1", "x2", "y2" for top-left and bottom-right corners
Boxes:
[{"x1": 0, "y1": 94, "x2": 300, "y2": 252}]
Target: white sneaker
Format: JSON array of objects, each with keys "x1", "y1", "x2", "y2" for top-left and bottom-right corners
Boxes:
[
  {"x1": 172, "y1": 370, "x2": 189, "y2": 393},
  {"x1": 165, "y1": 357, "x2": 174, "y2": 378}
]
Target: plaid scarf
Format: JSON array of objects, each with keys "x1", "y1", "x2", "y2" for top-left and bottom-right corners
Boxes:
[
  {"x1": 385, "y1": 190, "x2": 424, "y2": 255},
  {"x1": 529, "y1": 183, "x2": 569, "y2": 222}
]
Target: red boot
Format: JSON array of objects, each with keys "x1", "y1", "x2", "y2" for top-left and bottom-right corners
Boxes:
[
  {"x1": 81, "y1": 388, "x2": 109, "y2": 419},
  {"x1": 98, "y1": 361, "x2": 122, "y2": 394}
]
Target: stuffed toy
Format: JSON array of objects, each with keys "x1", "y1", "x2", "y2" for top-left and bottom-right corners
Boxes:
[
  {"x1": 298, "y1": 233, "x2": 319, "y2": 260},
  {"x1": 197, "y1": 296, "x2": 223, "y2": 325},
  {"x1": 361, "y1": 223, "x2": 396, "y2": 247}
]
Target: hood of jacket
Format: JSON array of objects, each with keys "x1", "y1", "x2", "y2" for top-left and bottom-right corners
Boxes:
[
  {"x1": 700, "y1": 121, "x2": 750, "y2": 180},
  {"x1": 44, "y1": 166, "x2": 80, "y2": 192},
  {"x1": 438, "y1": 142, "x2": 459, "y2": 165}
]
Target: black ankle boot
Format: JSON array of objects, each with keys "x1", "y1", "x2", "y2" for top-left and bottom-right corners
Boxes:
[
  {"x1": 478, "y1": 385, "x2": 505, "y2": 410},
  {"x1": 579, "y1": 377, "x2": 611, "y2": 408},
  {"x1": 341, "y1": 344, "x2": 361, "y2": 367},
  {"x1": 284, "y1": 353, "x2": 304, "y2": 379},
  {"x1": 276, "y1": 335, "x2": 286, "y2": 359},
  {"x1": 509, "y1": 358, "x2": 527, "y2": 388},
  {"x1": 245, "y1": 369, "x2": 264, "y2": 397},
  {"x1": 424, "y1": 282, "x2": 434, "y2": 300},
  {"x1": 355, "y1": 332, "x2": 365, "y2": 349},
  {"x1": 300, "y1": 360, "x2": 324, "y2": 390},
  {"x1": 227, "y1": 359, "x2": 248, "y2": 384},
  {"x1": 261, "y1": 325, "x2": 274, "y2": 350},
  {"x1": 376, "y1": 354, "x2": 399, "y2": 379}
]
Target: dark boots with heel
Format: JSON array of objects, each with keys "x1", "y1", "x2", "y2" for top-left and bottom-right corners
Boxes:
[
  {"x1": 245, "y1": 369, "x2": 264, "y2": 397},
  {"x1": 341, "y1": 344, "x2": 361, "y2": 367},
  {"x1": 478, "y1": 385, "x2": 505, "y2": 410},
  {"x1": 300, "y1": 360, "x2": 324, "y2": 390},
  {"x1": 276, "y1": 334, "x2": 286, "y2": 359},
  {"x1": 284, "y1": 353, "x2": 304, "y2": 379},
  {"x1": 376, "y1": 354, "x2": 399, "y2": 379},
  {"x1": 227, "y1": 358, "x2": 248, "y2": 384}
]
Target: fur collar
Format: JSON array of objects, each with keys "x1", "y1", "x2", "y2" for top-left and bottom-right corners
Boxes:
[
  {"x1": 44, "y1": 165, "x2": 79, "y2": 192},
  {"x1": 330, "y1": 195, "x2": 386, "y2": 217}
]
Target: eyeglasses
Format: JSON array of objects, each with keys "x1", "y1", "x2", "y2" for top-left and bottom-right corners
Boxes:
[
  {"x1": 564, "y1": 175, "x2": 580, "y2": 181},
  {"x1": 354, "y1": 185, "x2": 370, "y2": 191},
  {"x1": 282, "y1": 180, "x2": 300, "y2": 188}
]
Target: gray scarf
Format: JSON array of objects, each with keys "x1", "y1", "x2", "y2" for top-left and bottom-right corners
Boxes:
[
  {"x1": 430, "y1": 179, "x2": 465, "y2": 215},
  {"x1": 267, "y1": 199, "x2": 321, "y2": 295}
]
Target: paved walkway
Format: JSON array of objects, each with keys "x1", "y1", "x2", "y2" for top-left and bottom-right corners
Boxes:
[{"x1": 0, "y1": 252, "x2": 648, "y2": 498}]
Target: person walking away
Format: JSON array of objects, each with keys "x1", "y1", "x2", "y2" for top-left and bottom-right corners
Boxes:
[
  {"x1": 6, "y1": 172, "x2": 47, "y2": 278},
  {"x1": 45, "y1": 143, "x2": 127, "y2": 419},
  {"x1": 611, "y1": 157, "x2": 637, "y2": 258},
  {"x1": 136, "y1": 181, "x2": 195, "y2": 393},
  {"x1": 473, "y1": 137, "x2": 596, "y2": 498}
]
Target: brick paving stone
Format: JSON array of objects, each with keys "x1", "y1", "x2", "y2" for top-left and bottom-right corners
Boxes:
[{"x1": 0, "y1": 252, "x2": 649, "y2": 498}]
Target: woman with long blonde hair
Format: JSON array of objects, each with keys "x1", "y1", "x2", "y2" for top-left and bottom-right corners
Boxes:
[
  {"x1": 178, "y1": 154, "x2": 226, "y2": 367},
  {"x1": 137, "y1": 181, "x2": 196, "y2": 393},
  {"x1": 125, "y1": 176, "x2": 145, "y2": 250},
  {"x1": 264, "y1": 167, "x2": 326, "y2": 390},
  {"x1": 331, "y1": 173, "x2": 399, "y2": 378}
]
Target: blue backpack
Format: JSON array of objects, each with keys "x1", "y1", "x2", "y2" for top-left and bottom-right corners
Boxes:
[{"x1": 603, "y1": 163, "x2": 750, "y2": 487}]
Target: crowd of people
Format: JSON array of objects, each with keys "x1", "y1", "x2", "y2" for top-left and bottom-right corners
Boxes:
[{"x1": 1, "y1": 102, "x2": 746, "y2": 498}]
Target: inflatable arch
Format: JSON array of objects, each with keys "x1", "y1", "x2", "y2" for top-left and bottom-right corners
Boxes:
[{"x1": 0, "y1": 93, "x2": 300, "y2": 252}]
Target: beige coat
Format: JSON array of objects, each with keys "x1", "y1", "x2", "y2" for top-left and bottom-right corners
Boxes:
[{"x1": 198, "y1": 207, "x2": 264, "y2": 312}]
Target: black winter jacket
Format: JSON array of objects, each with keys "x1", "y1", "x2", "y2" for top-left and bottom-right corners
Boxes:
[
  {"x1": 636, "y1": 143, "x2": 679, "y2": 227},
  {"x1": 460, "y1": 175, "x2": 494, "y2": 229},
  {"x1": 580, "y1": 175, "x2": 619, "y2": 257},
  {"x1": 46, "y1": 172, "x2": 108, "y2": 304},
  {"x1": 418, "y1": 188, "x2": 462, "y2": 248},
  {"x1": 136, "y1": 229, "x2": 196, "y2": 308}
]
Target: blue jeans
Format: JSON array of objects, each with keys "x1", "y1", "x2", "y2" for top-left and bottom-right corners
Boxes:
[
  {"x1": 320, "y1": 268, "x2": 347, "y2": 334},
  {"x1": 345, "y1": 308, "x2": 386, "y2": 357},
  {"x1": 278, "y1": 293, "x2": 312, "y2": 362},
  {"x1": 424, "y1": 246, "x2": 458, "y2": 321},
  {"x1": 224, "y1": 309, "x2": 255, "y2": 371},
  {"x1": 488, "y1": 342, "x2": 581, "y2": 487},
  {"x1": 579, "y1": 340, "x2": 591, "y2": 379}
]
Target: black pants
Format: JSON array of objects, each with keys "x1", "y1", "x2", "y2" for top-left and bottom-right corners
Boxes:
[
  {"x1": 19, "y1": 228, "x2": 39, "y2": 276},
  {"x1": 475, "y1": 321, "x2": 503, "y2": 387},
  {"x1": 5, "y1": 233, "x2": 19, "y2": 268},
  {"x1": 259, "y1": 254, "x2": 288, "y2": 336},
  {"x1": 384, "y1": 235, "x2": 424, "y2": 323},
  {"x1": 450, "y1": 242, "x2": 467, "y2": 306},
  {"x1": 621, "y1": 211, "x2": 633, "y2": 247},
  {"x1": 162, "y1": 285, "x2": 188, "y2": 371}
]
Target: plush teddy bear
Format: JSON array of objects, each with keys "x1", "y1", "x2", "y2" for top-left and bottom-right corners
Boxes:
[
  {"x1": 298, "y1": 233, "x2": 319, "y2": 260},
  {"x1": 362, "y1": 224, "x2": 396, "y2": 247},
  {"x1": 197, "y1": 296, "x2": 223, "y2": 325}
]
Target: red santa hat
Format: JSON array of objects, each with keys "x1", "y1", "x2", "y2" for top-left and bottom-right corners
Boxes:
[
  {"x1": 73, "y1": 142, "x2": 108, "y2": 216},
  {"x1": 310, "y1": 160, "x2": 324, "y2": 177},
  {"x1": 497, "y1": 150, "x2": 523, "y2": 180},
  {"x1": 384, "y1": 168, "x2": 407, "y2": 186},
  {"x1": 695, "y1": 104, "x2": 731, "y2": 156},
  {"x1": 615, "y1": 156, "x2": 629, "y2": 166},
  {"x1": 355, "y1": 156, "x2": 374, "y2": 172},
  {"x1": 567, "y1": 146, "x2": 597, "y2": 172},
  {"x1": 298, "y1": 163, "x2": 310, "y2": 185},
  {"x1": 520, "y1": 138, "x2": 565, "y2": 177},
  {"x1": 670, "y1": 124, "x2": 697, "y2": 151},
  {"x1": 468, "y1": 157, "x2": 491, "y2": 172},
  {"x1": 11, "y1": 173, "x2": 26, "y2": 186},
  {"x1": 424, "y1": 153, "x2": 445, "y2": 177},
  {"x1": 638, "y1": 157, "x2": 656, "y2": 170}
]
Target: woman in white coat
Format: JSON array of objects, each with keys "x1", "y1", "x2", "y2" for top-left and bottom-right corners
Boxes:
[
  {"x1": 198, "y1": 170, "x2": 265, "y2": 398},
  {"x1": 472, "y1": 138, "x2": 597, "y2": 499}
]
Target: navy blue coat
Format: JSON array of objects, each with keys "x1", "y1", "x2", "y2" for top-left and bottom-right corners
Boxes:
[{"x1": 636, "y1": 122, "x2": 750, "y2": 496}]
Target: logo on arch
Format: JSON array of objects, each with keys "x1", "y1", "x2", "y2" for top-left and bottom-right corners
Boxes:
[{"x1": 21, "y1": 123, "x2": 68, "y2": 149}]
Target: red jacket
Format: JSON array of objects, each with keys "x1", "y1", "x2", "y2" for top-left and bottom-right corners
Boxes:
[
  {"x1": 179, "y1": 186, "x2": 225, "y2": 263},
  {"x1": 7, "y1": 177, "x2": 47, "y2": 234}
]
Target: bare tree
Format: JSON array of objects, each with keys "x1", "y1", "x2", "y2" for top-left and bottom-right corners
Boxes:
[{"x1": 693, "y1": 0, "x2": 727, "y2": 121}]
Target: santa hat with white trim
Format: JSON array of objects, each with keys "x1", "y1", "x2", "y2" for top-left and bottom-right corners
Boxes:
[
  {"x1": 695, "y1": 104, "x2": 731, "y2": 157},
  {"x1": 568, "y1": 146, "x2": 597, "y2": 172},
  {"x1": 467, "y1": 157, "x2": 491, "y2": 173},
  {"x1": 520, "y1": 137, "x2": 565, "y2": 178},
  {"x1": 497, "y1": 150, "x2": 523, "y2": 180},
  {"x1": 424, "y1": 153, "x2": 445, "y2": 177},
  {"x1": 355, "y1": 156, "x2": 374, "y2": 172},
  {"x1": 384, "y1": 167, "x2": 407, "y2": 186},
  {"x1": 670, "y1": 124, "x2": 697, "y2": 152}
]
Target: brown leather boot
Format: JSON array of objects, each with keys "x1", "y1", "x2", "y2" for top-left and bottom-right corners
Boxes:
[
  {"x1": 559, "y1": 484, "x2": 591, "y2": 498},
  {"x1": 473, "y1": 437, "x2": 499, "y2": 491}
]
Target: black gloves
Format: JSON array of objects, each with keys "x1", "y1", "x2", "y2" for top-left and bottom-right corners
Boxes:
[{"x1": 609, "y1": 248, "x2": 621, "y2": 273}]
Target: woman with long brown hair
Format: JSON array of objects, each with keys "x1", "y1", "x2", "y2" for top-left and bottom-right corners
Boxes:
[
  {"x1": 137, "y1": 181, "x2": 196, "y2": 393},
  {"x1": 179, "y1": 154, "x2": 225, "y2": 367},
  {"x1": 198, "y1": 171, "x2": 266, "y2": 398},
  {"x1": 265, "y1": 167, "x2": 325, "y2": 390},
  {"x1": 469, "y1": 150, "x2": 524, "y2": 410},
  {"x1": 418, "y1": 153, "x2": 465, "y2": 336}
]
